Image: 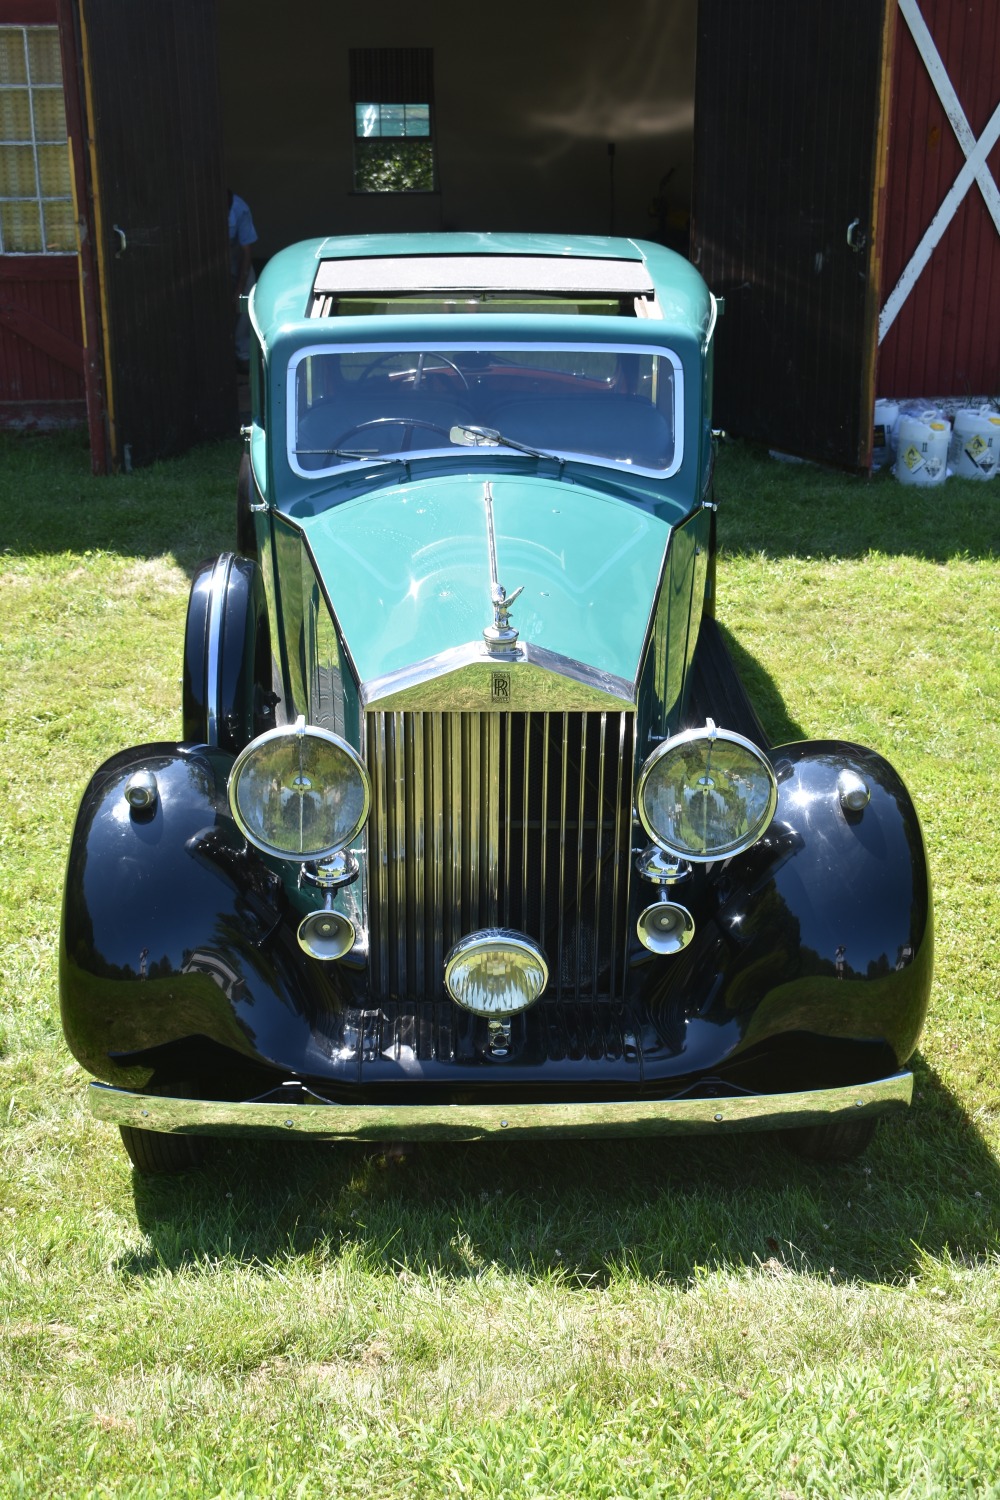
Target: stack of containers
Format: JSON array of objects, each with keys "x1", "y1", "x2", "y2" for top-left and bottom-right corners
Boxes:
[{"x1": 876, "y1": 400, "x2": 1000, "y2": 484}]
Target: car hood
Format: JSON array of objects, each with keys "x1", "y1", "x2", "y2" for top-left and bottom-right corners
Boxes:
[{"x1": 301, "y1": 472, "x2": 672, "y2": 710}]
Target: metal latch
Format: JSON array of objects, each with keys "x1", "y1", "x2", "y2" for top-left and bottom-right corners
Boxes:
[{"x1": 846, "y1": 219, "x2": 867, "y2": 252}]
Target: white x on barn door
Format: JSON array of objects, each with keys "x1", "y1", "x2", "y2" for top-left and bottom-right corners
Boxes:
[{"x1": 878, "y1": 0, "x2": 1000, "y2": 342}]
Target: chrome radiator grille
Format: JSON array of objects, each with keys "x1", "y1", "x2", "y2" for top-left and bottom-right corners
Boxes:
[{"x1": 366, "y1": 711, "x2": 634, "y2": 1002}]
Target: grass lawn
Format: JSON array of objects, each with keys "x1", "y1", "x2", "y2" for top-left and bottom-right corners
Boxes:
[{"x1": 1, "y1": 431, "x2": 998, "y2": 1498}]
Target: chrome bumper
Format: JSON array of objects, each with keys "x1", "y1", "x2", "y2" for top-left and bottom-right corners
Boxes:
[{"x1": 89, "y1": 1072, "x2": 913, "y2": 1142}]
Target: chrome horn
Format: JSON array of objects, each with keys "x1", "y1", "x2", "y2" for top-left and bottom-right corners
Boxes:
[
  {"x1": 297, "y1": 899, "x2": 356, "y2": 961},
  {"x1": 637, "y1": 901, "x2": 695, "y2": 955}
]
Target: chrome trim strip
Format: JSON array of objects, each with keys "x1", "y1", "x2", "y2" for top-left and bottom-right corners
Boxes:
[
  {"x1": 411, "y1": 713, "x2": 424, "y2": 989},
  {"x1": 520, "y1": 712, "x2": 532, "y2": 919},
  {"x1": 430, "y1": 712, "x2": 445, "y2": 989},
  {"x1": 593, "y1": 713, "x2": 608, "y2": 1003},
  {"x1": 392, "y1": 711, "x2": 406, "y2": 988},
  {"x1": 484, "y1": 714, "x2": 500, "y2": 926},
  {"x1": 90, "y1": 1072, "x2": 914, "y2": 1142},
  {"x1": 539, "y1": 713, "x2": 551, "y2": 953},
  {"x1": 204, "y1": 553, "x2": 233, "y2": 747},
  {"x1": 704, "y1": 292, "x2": 720, "y2": 351},
  {"x1": 372, "y1": 710, "x2": 389, "y2": 992},
  {"x1": 610, "y1": 712, "x2": 628, "y2": 990},
  {"x1": 557, "y1": 713, "x2": 569, "y2": 1002},
  {"x1": 575, "y1": 710, "x2": 586, "y2": 998},
  {"x1": 484, "y1": 480, "x2": 499, "y2": 590},
  {"x1": 502, "y1": 715, "x2": 513, "y2": 929},
  {"x1": 360, "y1": 641, "x2": 637, "y2": 712}
]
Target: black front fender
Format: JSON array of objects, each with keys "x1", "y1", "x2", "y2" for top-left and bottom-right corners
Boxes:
[
  {"x1": 635, "y1": 740, "x2": 933, "y2": 1090},
  {"x1": 59, "y1": 743, "x2": 359, "y2": 1090}
]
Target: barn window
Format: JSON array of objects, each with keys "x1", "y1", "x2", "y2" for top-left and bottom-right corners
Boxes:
[
  {"x1": 350, "y1": 48, "x2": 435, "y2": 194},
  {"x1": 0, "y1": 25, "x2": 74, "y2": 253}
]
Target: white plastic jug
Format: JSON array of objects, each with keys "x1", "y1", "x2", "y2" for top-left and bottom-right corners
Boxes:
[
  {"x1": 894, "y1": 414, "x2": 950, "y2": 486},
  {"x1": 872, "y1": 399, "x2": 900, "y2": 468},
  {"x1": 949, "y1": 407, "x2": 1000, "y2": 480}
]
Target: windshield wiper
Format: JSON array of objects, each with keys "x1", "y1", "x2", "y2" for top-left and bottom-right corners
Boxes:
[
  {"x1": 294, "y1": 446, "x2": 401, "y2": 463},
  {"x1": 449, "y1": 423, "x2": 563, "y2": 465}
]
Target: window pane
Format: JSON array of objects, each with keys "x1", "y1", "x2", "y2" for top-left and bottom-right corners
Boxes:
[
  {"x1": 42, "y1": 196, "x2": 74, "y2": 251},
  {"x1": 37, "y1": 142, "x2": 70, "y2": 196},
  {"x1": 404, "y1": 104, "x2": 430, "y2": 138},
  {"x1": 0, "y1": 198, "x2": 41, "y2": 251},
  {"x1": 0, "y1": 30, "x2": 28, "y2": 86},
  {"x1": 0, "y1": 88, "x2": 31, "y2": 141},
  {"x1": 0, "y1": 143, "x2": 37, "y2": 194},
  {"x1": 354, "y1": 139, "x2": 434, "y2": 193},
  {"x1": 289, "y1": 345, "x2": 677, "y2": 476},
  {"x1": 380, "y1": 104, "x2": 405, "y2": 137},
  {"x1": 355, "y1": 103, "x2": 380, "y2": 139},
  {"x1": 0, "y1": 29, "x2": 70, "y2": 254},
  {"x1": 32, "y1": 87, "x2": 65, "y2": 141},
  {"x1": 26, "y1": 28, "x2": 61, "y2": 86}
]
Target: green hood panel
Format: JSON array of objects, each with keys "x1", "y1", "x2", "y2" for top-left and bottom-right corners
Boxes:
[{"x1": 302, "y1": 474, "x2": 670, "y2": 702}]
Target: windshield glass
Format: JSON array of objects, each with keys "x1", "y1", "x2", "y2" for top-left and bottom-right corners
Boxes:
[{"x1": 287, "y1": 343, "x2": 683, "y2": 478}]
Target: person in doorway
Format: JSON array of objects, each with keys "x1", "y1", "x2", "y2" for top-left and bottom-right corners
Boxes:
[{"x1": 228, "y1": 189, "x2": 257, "y2": 369}]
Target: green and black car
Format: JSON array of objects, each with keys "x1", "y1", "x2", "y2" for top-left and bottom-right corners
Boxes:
[{"x1": 60, "y1": 233, "x2": 932, "y2": 1172}]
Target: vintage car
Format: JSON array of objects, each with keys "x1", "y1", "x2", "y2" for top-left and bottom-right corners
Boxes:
[{"x1": 60, "y1": 233, "x2": 933, "y2": 1173}]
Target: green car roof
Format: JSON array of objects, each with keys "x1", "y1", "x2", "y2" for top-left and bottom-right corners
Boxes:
[{"x1": 251, "y1": 233, "x2": 713, "y2": 350}]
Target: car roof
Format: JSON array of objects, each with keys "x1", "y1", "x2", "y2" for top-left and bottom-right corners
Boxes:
[{"x1": 251, "y1": 233, "x2": 713, "y2": 350}]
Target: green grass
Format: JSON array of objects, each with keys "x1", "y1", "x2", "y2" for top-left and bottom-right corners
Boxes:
[{"x1": 1, "y1": 431, "x2": 999, "y2": 1498}]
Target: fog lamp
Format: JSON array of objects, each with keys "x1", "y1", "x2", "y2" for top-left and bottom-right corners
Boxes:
[{"x1": 444, "y1": 930, "x2": 548, "y2": 1017}]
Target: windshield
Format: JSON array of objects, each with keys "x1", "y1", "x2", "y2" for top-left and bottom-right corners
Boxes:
[{"x1": 287, "y1": 343, "x2": 683, "y2": 478}]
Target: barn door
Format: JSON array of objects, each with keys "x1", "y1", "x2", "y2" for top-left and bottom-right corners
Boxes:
[
  {"x1": 692, "y1": 0, "x2": 894, "y2": 469},
  {"x1": 67, "y1": 0, "x2": 234, "y2": 468}
]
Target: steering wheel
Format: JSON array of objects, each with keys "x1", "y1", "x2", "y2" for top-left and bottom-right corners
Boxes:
[
  {"x1": 334, "y1": 417, "x2": 453, "y2": 452},
  {"x1": 358, "y1": 353, "x2": 470, "y2": 390}
]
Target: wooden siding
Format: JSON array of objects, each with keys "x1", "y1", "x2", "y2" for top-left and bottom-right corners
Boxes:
[
  {"x1": 76, "y1": 0, "x2": 235, "y2": 467},
  {"x1": 877, "y1": 0, "x2": 1000, "y2": 397},
  {"x1": 0, "y1": 250, "x2": 84, "y2": 424},
  {"x1": 691, "y1": 0, "x2": 889, "y2": 469}
]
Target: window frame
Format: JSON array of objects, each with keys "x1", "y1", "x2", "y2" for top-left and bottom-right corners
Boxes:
[
  {"x1": 0, "y1": 22, "x2": 74, "y2": 255},
  {"x1": 349, "y1": 47, "x2": 436, "y2": 196},
  {"x1": 285, "y1": 339, "x2": 686, "y2": 482}
]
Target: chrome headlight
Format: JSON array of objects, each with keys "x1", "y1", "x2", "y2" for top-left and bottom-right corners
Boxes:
[
  {"x1": 229, "y1": 717, "x2": 370, "y2": 861},
  {"x1": 636, "y1": 719, "x2": 777, "y2": 862},
  {"x1": 445, "y1": 930, "x2": 549, "y2": 1016}
]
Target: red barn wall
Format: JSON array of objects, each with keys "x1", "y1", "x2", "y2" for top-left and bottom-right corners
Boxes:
[
  {"x1": 877, "y1": 0, "x2": 1000, "y2": 399},
  {"x1": 0, "y1": 253, "x2": 85, "y2": 425},
  {"x1": 0, "y1": 0, "x2": 86, "y2": 428}
]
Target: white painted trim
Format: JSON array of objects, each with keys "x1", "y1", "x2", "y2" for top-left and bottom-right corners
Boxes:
[{"x1": 879, "y1": 0, "x2": 1000, "y2": 343}]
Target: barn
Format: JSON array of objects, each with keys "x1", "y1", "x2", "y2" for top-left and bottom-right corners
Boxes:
[{"x1": 0, "y1": 0, "x2": 997, "y2": 471}]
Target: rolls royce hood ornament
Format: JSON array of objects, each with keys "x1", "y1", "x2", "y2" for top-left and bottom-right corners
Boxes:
[
  {"x1": 482, "y1": 479, "x2": 524, "y2": 657},
  {"x1": 484, "y1": 581, "x2": 524, "y2": 655}
]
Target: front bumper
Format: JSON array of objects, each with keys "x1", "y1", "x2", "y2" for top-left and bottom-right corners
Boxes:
[{"x1": 89, "y1": 1071, "x2": 913, "y2": 1142}]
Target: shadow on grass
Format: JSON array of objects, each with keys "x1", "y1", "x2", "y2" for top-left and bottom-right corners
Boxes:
[
  {"x1": 715, "y1": 440, "x2": 999, "y2": 563},
  {"x1": 717, "y1": 621, "x2": 807, "y2": 744},
  {"x1": 0, "y1": 431, "x2": 240, "y2": 577},
  {"x1": 121, "y1": 1053, "x2": 999, "y2": 1290}
]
